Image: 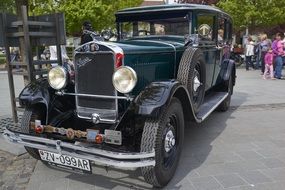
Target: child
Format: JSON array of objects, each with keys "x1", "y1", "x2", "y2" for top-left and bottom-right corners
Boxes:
[{"x1": 263, "y1": 48, "x2": 275, "y2": 79}]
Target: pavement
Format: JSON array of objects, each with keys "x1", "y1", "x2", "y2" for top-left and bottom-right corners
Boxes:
[{"x1": 1, "y1": 67, "x2": 285, "y2": 190}]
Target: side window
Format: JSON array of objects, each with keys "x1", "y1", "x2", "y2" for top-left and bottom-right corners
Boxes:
[
  {"x1": 225, "y1": 20, "x2": 232, "y2": 43},
  {"x1": 218, "y1": 17, "x2": 225, "y2": 43},
  {"x1": 197, "y1": 14, "x2": 215, "y2": 41}
]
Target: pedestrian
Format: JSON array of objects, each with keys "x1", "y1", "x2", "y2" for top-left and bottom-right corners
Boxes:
[
  {"x1": 272, "y1": 32, "x2": 284, "y2": 79},
  {"x1": 245, "y1": 36, "x2": 255, "y2": 70},
  {"x1": 263, "y1": 47, "x2": 275, "y2": 80},
  {"x1": 259, "y1": 33, "x2": 271, "y2": 74}
]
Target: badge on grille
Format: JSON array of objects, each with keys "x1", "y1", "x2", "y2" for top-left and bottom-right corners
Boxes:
[{"x1": 77, "y1": 57, "x2": 92, "y2": 68}]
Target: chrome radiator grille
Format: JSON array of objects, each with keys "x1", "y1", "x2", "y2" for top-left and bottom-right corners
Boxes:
[{"x1": 74, "y1": 52, "x2": 117, "y2": 120}]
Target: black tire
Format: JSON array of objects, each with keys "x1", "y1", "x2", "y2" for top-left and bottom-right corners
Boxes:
[
  {"x1": 217, "y1": 75, "x2": 233, "y2": 112},
  {"x1": 177, "y1": 48, "x2": 206, "y2": 113},
  {"x1": 141, "y1": 98, "x2": 184, "y2": 187},
  {"x1": 21, "y1": 108, "x2": 43, "y2": 160}
]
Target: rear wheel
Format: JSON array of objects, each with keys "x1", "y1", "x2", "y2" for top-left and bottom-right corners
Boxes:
[
  {"x1": 21, "y1": 108, "x2": 44, "y2": 160},
  {"x1": 141, "y1": 98, "x2": 184, "y2": 187}
]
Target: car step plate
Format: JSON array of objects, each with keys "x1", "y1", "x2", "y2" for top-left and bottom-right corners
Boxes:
[{"x1": 39, "y1": 150, "x2": 91, "y2": 173}]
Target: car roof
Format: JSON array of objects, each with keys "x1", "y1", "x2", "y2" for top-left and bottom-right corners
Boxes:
[{"x1": 116, "y1": 4, "x2": 230, "y2": 18}]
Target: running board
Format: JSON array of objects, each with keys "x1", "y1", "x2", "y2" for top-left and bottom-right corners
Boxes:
[{"x1": 196, "y1": 92, "x2": 229, "y2": 122}]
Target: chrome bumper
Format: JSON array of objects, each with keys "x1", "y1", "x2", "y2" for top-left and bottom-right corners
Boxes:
[{"x1": 3, "y1": 129, "x2": 155, "y2": 168}]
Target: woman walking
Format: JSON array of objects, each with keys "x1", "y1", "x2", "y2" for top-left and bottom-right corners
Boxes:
[
  {"x1": 245, "y1": 37, "x2": 255, "y2": 70},
  {"x1": 259, "y1": 33, "x2": 271, "y2": 74}
]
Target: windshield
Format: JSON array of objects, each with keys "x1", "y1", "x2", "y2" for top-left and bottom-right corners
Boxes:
[{"x1": 118, "y1": 16, "x2": 190, "y2": 40}]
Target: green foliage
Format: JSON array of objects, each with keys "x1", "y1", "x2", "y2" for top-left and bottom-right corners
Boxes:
[
  {"x1": 0, "y1": 0, "x2": 15, "y2": 13},
  {"x1": 30, "y1": 0, "x2": 143, "y2": 35},
  {"x1": 0, "y1": 54, "x2": 6, "y2": 65},
  {"x1": 217, "y1": 0, "x2": 285, "y2": 31}
]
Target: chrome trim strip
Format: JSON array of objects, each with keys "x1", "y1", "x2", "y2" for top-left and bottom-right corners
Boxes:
[
  {"x1": 199, "y1": 93, "x2": 229, "y2": 122},
  {"x1": 3, "y1": 130, "x2": 155, "y2": 168},
  {"x1": 77, "y1": 115, "x2": 117, "y2": 124},
  {"x1": 58, "y1": 91, "x2": 133, "y2": 101}
]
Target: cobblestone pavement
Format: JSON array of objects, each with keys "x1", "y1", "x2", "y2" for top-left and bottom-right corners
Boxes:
[{"x1": 0, "y1": 151, "x2": 37, "y2": 190}]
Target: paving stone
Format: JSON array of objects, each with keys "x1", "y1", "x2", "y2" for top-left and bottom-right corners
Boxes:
[
  {"x1": 260, "y1": 168, "x2": 285, "y2": 181},
  {"x1": 238, "y1": 170, "x2": 272, "y2": 185},
  {"x1": 214, "y1": 173, "x2": 248, "y2": 188},
  {"x1": 270, "y1": 139, "x2": 285, "y2": 148},
  {"x1": 195, "y1": 164, "x2": 226, "y2": 176},
  {"x1": 236, "y1": 150, "x2": 264, "y2": 160},
  {"x1": 260, "y1": 157, "x2": 285, "y2": 168},
  {"x1": 256, "y1": 148, "x2": 281, "y2": 158},
  {"x1": 190, "y1": 176, "x2": 222, "y2": 190},
  {"x1": 239, "y1": 160, "x2": 268, "y2": 171},
  {"x1": 16, "y1": 176, "x2": 30, "y2": 184}
]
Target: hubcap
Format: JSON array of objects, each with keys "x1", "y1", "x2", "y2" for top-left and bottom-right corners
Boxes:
[
  {"x1": 193, "y1": 76, "x2": 201, "y2": 92},
  {"x1": 164, "y1": 129, "x2": 176, "y2": 153}
]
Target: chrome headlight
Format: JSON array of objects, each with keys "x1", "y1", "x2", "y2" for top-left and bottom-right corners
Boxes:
[
  {"x1": 48, "y1": 66, "x2": 67, "y2": 90},
  {"x1": 112, "y1": 66, "x2": 137, "y2": 94}
]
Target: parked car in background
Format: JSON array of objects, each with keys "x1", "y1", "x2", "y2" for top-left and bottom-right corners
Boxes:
[{"x1": 5, "y1": 4, "x2": 236, "y2": 187}]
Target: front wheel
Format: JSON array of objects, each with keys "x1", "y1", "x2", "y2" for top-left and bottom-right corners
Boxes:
[
  {"x1": 140, "y1": 98, "x2": 184, "y2": 187},
  {"x1": 21, "y1": 108, "x2": 44, "y2": 160}
]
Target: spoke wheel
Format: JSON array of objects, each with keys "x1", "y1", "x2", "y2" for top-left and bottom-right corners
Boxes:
[{"x1": 141, "y1": 98, "x2": 184, "y2": 187}]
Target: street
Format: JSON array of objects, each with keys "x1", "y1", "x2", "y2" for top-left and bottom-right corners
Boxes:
[{"x1": 1, "y1": 68, "x2": 285, "y2": 190}]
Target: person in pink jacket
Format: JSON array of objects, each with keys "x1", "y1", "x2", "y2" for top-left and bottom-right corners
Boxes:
[
  {"x1": 263, "y1": 48, "x2": 275, "y2": 79},
  {"x1": 272, "y1": 33, "x2": 284, "y2": 79}
]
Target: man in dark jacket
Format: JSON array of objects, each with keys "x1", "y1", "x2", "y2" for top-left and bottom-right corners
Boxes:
[{"x1": 80, "y1": 21, "x2": 93, "y2": 45}]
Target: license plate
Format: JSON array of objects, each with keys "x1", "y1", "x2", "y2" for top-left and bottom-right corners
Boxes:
[{"x1": 38, "y1": 150, "x2": 91, "y2": 173}]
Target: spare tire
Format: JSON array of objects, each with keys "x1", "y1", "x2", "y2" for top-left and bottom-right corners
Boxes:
[{"x1": 177, "y1": 48, "x2": 206, "y2": 113}]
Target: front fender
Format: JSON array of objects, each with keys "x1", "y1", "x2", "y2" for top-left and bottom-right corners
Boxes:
[
  {"x1": 221, "y1": 59, "x2": 236, "y2": 85},
  {"x1": 19, "y1": 78, "x2": 53, "y2": 111},
  {"x1": 132, "y1": 80, "x2": 194, "y2": 119}
]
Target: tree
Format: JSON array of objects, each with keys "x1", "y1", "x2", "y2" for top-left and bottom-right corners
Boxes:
[
  {"x1": 0, "y1": 0, "x2": 15, "y2": 13},
  {"x1": 0, "y1": 0, "x2": 143, "y2": 34},
  {"x1": 30, "y1": 0, "x2": 143, "y2": 35},
  {"x1": 217, "y1": 0, "x2": 285, "y2": 32}
]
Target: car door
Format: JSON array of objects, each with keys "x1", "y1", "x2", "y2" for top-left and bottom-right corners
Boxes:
[
  {"x1": 195, "y1": 13, "x2": 217, "y2": 91},
  {"x1": 212, "y1": 16, "x2": 232, "y2": 86}
]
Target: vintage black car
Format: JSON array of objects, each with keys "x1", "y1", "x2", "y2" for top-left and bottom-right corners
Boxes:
[{"x1": 5, "y1": 4, "x2": 235, "y2": 187}]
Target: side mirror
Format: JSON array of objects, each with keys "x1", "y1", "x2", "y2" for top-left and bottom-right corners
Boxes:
[
  {"x1": 185, "y1": 34, "x2": 199, "y2": 47},
  {"x1": 101, "y1": 30, "x2": 112, "y2": 41}
]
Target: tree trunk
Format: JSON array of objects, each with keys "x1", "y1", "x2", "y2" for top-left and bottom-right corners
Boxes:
[{"x1": 16, "y1": 0, "x2": 28, "y2": 16}]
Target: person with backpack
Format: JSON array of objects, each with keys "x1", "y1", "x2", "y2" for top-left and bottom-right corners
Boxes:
[{"x1": 272, "y1": 32, "x2": 284, "y2": 79}]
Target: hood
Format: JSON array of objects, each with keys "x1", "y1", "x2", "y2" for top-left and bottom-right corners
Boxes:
[{"x1": 109, "y1": 36, "x2": 185, "y2": 54}]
